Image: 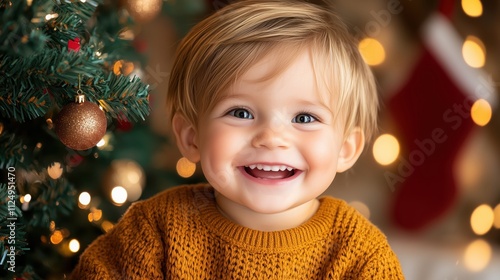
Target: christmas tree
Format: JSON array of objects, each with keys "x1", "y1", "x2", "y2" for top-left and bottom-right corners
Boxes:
[{"x1": 0, "y1": 0, "x2": 176, "y2": 278}]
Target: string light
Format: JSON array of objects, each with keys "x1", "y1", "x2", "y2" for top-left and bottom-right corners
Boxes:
[
  {"x1": 493, "y1": 204, "x2": 500, "y2": 229},
  {"x1": 373, "y1": 134, "x2": 400, "y2": 166},
  {"x1": 111, "y1": 186, "x2": 128, "y2": 205},
  {"x1": 358, "y1": 38, "x2": 386, "y2": 66},
  {"x1": 104, "y1": 160, "x2": 145, "y2": 202},
  {"x1": 24, "y1": 194, "x2": 32, "y2": 203},
  {"x1": 470, "y1": 99, "x2": 492, "y2": 126},
  {"x1": 50, "y1": 230, "x2": 63, "y2": 245},
  {"x1": 47, "y1": 162, "x2": 63, "y2": 179},
  {"x1": 126, "y1": 0, "x2": 163, "y2": 23},
  {"x1": 50, "y1": 221, "x2": 56, "y2": 232},
  {"x1": 463, "y1": 239, "x2": 492, "y2": 272},
  {"x1": 470, "y1": 204, "x2": 494, "y2": 235},
  {"x1": 45, "y1": 13, "x2": 59, "y2": 21},
  {"x1": 97, "y1": 133, "x2": 112, "y2": 150},
  {"x1": 88, "y1": 208, "x2": 103, "y2": 222},
  {"x1": 69, "y1": 239, "x2": 80, "y2": 253},
  {"x1": 462, "y1": 0, "x2": 483, "y2": 17},
  {"x1": 101, "y1": 220, "x2": 114, "y2": 232},
  {"x1": 113, "y1": 60, "x2": 135, "y2": 76},
  {"x1": 462, "y1": 36, "x2": 486, "y2": 68}
]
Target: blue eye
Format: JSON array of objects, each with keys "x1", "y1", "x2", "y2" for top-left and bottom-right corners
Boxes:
[
  {"x1": 292, "y1": 113, "x2": 316, "y2": 123},
  {"x1": 228, "y1": 108, "x2": 254, "y2": 119}
]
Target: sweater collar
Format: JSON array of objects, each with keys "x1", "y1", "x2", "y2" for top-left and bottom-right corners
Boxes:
[{"x1": 192, "y1": 184, "x2": 339, "y2": 250}]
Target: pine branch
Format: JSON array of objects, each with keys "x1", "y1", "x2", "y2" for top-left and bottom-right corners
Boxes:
[
  {"x1": 0, "y1": 130, "x2": 24, "y2": 169},
  {"x1": 16, "y1": 169, "x2": 76, "y2": 229},
  {"x1": 45, "y1": 0, "x2": 102, "y2": 49},
  {"x1": 98, "y1": 74, "x2": 150, "y2": 122}
]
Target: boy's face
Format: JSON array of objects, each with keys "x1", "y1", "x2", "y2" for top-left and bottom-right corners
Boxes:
[{"x1": 174, "y1": 48, "x2": 363, "y2": 217}]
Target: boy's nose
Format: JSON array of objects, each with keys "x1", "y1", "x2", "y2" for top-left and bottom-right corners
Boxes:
[{"x1": 251, "y1": 122, "x2": 289, "y2": 149}]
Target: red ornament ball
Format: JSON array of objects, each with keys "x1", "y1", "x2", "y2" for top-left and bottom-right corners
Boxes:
[{"x1": 55, "y1": 101, "x2": 107, "y2": 150}]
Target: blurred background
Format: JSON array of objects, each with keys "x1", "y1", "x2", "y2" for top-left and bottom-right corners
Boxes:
[{"x1": 0, "y1": 0, "x2": 499, "y2": 279}]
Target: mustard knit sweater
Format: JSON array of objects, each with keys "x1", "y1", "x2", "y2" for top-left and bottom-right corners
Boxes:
[{"x1": 71, "y1": 184, "x2": 404, "y2": 279}]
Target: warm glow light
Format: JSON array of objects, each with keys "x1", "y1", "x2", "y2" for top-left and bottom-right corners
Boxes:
[
  {"x1": 92, "y1": 209, "x2": 102, "y2": 222},
  {"x1": 24, "y1": 194, "x2": 32, "y2": 203},
  {"x1": 113, "y1": 60, "x2": 135, "y2": 76},
  {"x1": 111, "y1": 186, "x2": 128, "y2": 205},
  {"x1": 45, "y1": 13, "x2": 58, "y2": 21},
  {"x1": 96, "y1": 133, "x2": 111, "y2": 149},
  {"x1": 126, "y1": 0, "x2": 163, "y2": 23},
  {"x1": 50, "y1": 221, "x2": 56, "y2": 232},
  {"x1": 105, "y1": 160, "x2": 145, "y2": 202},
  {"x1": 101, "y1": 220, "x2": 114, "y2": 233},
  {"x1": 358, "y1": 38, "x2": 386, "y2": 66},
  {"x1": 373, "y1": 134, "x2": 400, "y2": 166},
  {"x1": 50, "y1": 230, "x2": 63, "y2": 245},
  {"x1": 493, "y1": 204, "x2": 500, "y2": 229},
  {"x1": 69, "y1": 239, "x2": 80, "y2": 253},
  {"x1": 464, "y1": 239, "x2": 492, "y2": 272},
  {"x1": 462, "y1": 36, "x2": 486, "y2": 68},
  {"x1": 47, "y1": 162, "x2": 63, "y2": 179},
  {"x1": 176, "y1": 157, "x2": 196, "y2": 178},
  {"x1": 349, "y1": 201, "x2": 371, "y2": 219},
  {"x1": 96, "y1": 138, "x2": 106, "y2": 147},
  {"x1": 462, "y1": 0, "x2": 483, "y2": 17},
  {"x1": 471, "y1": 204, "x2": 494, "y2": 235},
  {"x1": 79, "y1": 192, "x2": 91, "y2": 206},
  {"x1": 471, "y1": 99, "x2": 492, "y2": 126}
]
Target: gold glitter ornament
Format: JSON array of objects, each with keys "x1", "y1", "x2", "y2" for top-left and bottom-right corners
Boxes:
[{"x1": 55, "y1": 94, "x2": 107, "y2": 150}]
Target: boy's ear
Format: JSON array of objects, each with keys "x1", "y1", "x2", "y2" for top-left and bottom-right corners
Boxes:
[
  {"x1": 336, "y1": 127, "x2": 365, "y2": 173},
  {"x1": 172, "y1": 113, "x2": 200, "y2": 163}
]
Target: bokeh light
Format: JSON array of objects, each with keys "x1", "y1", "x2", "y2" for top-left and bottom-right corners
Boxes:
[
  {"x1": 104, "y1": 160, "x2": 145, "y2": 202},
  {"x1": 50, "y1": 230, "x2": 63, "y2": 245},
  {"x1": 471, "y1": 99, "x2": 492, "y2": 126},
  {"x1": 101, "y1": 220, "x2": 114, "y2": 233},
  {"x1": 462, "y1": 36, "x2": 486, "y2": 68},
  {"x1": 47, "y1": 162, "x2": 63, "y2": 179},
  {"x1": 373, "y1": 134, "x2": 400, "y2": 166},
  {"x1": 493, "y1": 204, "x2": 500, "y2": 229},
  {"x1": 126, "y1": 0, "x2": 163, "y2": 23},
  {"x1": 69, "y1": 239, "x2": 80, "y2": 253},
  {"x1": 358, "y1": 38, "x2": 386, "y2": 66},
  {"x1": 470, "y1": 204, "x2": 494, "y2": 235},
  {"x1": 176, "y1": 157, "x2": 196, "y2": 178},
  {"x1": 463, "y1": 239, "x2": 492, "y2": 272},
  {"x1": 78, "y1": 192, "x2": 91, "y2": 206},
  {"x1": 462, "y1": 0, "x2": 483, "y2": 17},
  {"x1": 111, "y1": 186, "x2": 128, "y2": 205}
]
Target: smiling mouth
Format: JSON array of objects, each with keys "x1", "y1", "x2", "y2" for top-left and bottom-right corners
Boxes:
[{"x1": 243, "y1": 164, "x2": 297, "y2": 180}]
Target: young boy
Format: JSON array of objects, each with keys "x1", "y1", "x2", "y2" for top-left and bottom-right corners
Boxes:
[{"x1": 72, "y1": 0, "x2": 404, "y2": 279}]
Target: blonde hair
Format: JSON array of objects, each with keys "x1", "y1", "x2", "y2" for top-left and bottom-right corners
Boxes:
[{"x1": 167, "y1": 0, "x2": 378, "y2": 141}]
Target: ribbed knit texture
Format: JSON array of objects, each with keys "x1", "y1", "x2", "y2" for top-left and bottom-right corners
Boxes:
[{"x1": 71, "y1": 184, "x2": 404, "y2": 279}]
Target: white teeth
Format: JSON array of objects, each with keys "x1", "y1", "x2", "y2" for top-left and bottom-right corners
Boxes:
[{"x1": 246, "y1": 164, "x2": 294, "y2": 172}]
